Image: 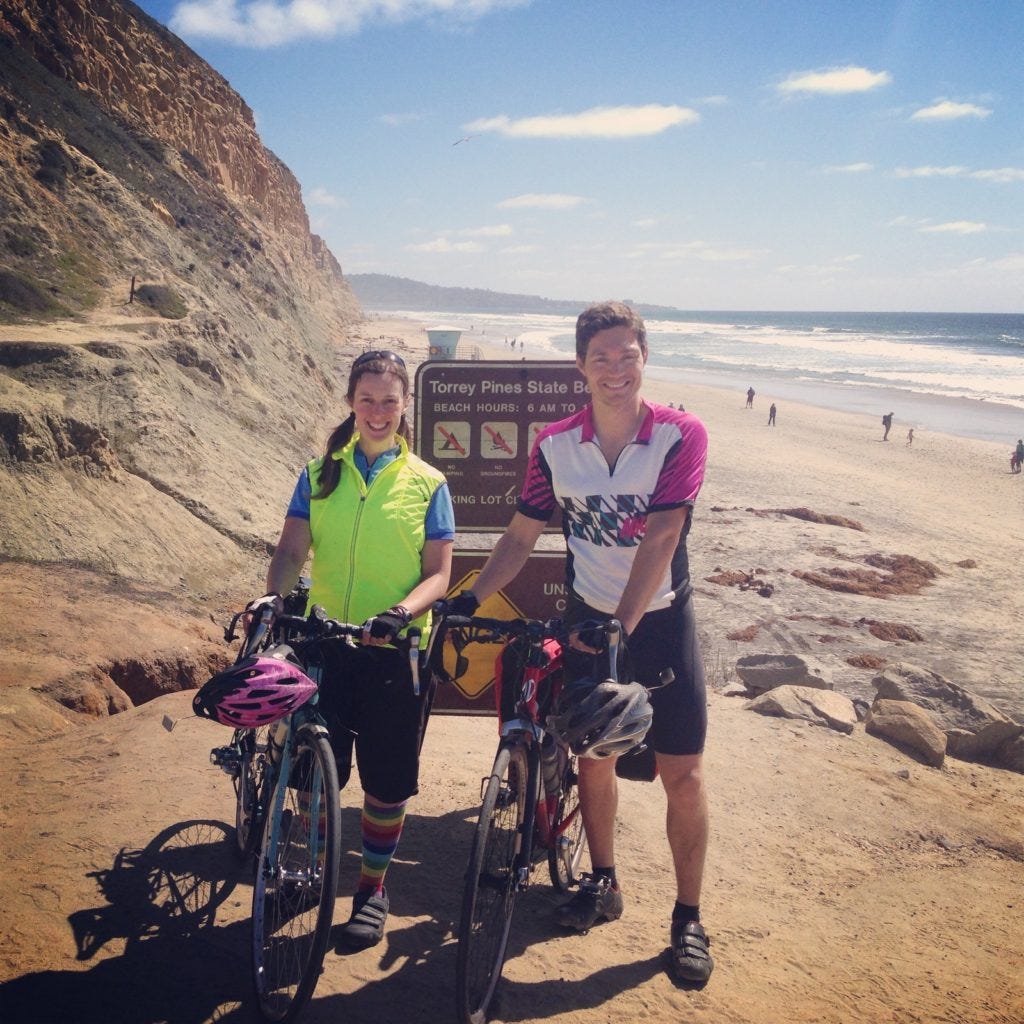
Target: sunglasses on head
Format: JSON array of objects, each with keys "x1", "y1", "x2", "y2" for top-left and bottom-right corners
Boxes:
[{"x1": 352, "y1": 349, "x2": 406, "y2": 370}]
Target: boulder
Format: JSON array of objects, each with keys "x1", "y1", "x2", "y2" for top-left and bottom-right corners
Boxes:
[
  {"x1": 735, "y1": 654, "x2": 833, "y2": 696},
  {"x1": 994, "y1": 733, "x2": 1024, "y2": 775},
  {"x1": 865, "y1": 699, "x2": 947, "y2": 767},
  {"x1": 747, "y1": 685, "x2": 857, "y2": 734},
  {"x1": 871, "y1": 663, "x2": 1021, "y2": 764}
]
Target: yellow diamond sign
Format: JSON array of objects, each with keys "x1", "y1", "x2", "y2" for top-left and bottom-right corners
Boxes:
[{"x1": 443, "y1": 569, "x2": 525, "y2": 700}]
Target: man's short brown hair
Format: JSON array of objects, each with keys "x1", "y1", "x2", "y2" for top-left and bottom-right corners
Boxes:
[{"x1": 575, "y1": 301, "x2": 647, "y2": 360}]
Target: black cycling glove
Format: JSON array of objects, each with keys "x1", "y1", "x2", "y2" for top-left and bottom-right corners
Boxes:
[
  {"x1": 446, "y1": 590, "x2": 480, "y2": 617},
  {"x1": 362, "y1": 605, "x2": 412, "y2": 641}
]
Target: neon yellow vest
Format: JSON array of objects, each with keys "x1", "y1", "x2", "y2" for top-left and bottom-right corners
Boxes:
[{"x1": 306, "y1": 435, "x2": 445, "y2": 634}]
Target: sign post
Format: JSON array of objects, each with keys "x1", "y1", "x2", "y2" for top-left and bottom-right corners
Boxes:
[{"x1": 414, "y1": 360, "x2": 589, "y2": 714}]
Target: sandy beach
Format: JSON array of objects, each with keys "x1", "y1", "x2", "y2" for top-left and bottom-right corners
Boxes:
[{"x1": 1, "y1": 312, "x2": 1022, "y2": 1024}]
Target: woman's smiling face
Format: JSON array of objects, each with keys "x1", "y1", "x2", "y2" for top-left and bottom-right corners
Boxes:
[{"x1": 348, "y1": 370, "x2": 408, "y2": 457}]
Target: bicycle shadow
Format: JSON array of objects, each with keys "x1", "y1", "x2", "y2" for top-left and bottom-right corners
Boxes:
[
  {"x1": 0, "y1": 819, "x2": 254, "y2": 1024},
  {"x1": 298, "y1": 802, "x2": 665, "y2": 1023}
]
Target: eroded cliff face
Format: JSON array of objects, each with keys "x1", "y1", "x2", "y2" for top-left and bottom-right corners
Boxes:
[{"x1": 0, "y1": 0, "x2": 362, "y2": 591}]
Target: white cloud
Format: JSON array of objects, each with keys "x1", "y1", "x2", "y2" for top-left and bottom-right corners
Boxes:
[
  {"x1": 460, "y1": 224, "x2": 513, "y2": 237},
  {"x1": 497, "y1": 193, "x2": 589, "y2": 210},
  {"x1": 823, "y1": 162, "x2": 873, "y2": 174},
  {"x1": 406, "y1": 237, "x2": 484, "y2": 253},
  {"x1": 911, "y1": 100, "x2": 991, "y2": 121},
  {"x1": 169, "y1": 0, "x2": 528, "y2": 47},
  {"x1": 777, "y1": 66, "x2": 892, "y2": 95},
  {"x1": 464, "y1": 104, "x2": 699, "y2": 139},
  {"x1": 306, "y1": 186, "x2": 344, "y2": 207},
  {"x1": 919, "y1": 221, "x2": 987, "y2": 235},
  {"x1": 971, "y1": 167, "x2": 1024, "y2": 184},
  {"x1": 895, "y1": 166, "x2": 966, "y2": 178},
  {"x1": 631, "y1": 218, "x2": 659, "y2": 228},
  {"x1": 990, "y1": 253, "x2": 1024, "y2": 271}
]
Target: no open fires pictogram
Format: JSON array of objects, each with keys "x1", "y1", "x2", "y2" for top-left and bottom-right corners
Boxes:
[{"x1": 480, "y1": 421, "x2": 517, "y2": 459}]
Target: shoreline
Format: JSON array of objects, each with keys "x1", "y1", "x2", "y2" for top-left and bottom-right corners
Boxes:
[{"x1": 363, "y1": 308, "x2": 1023, "y2": 449}]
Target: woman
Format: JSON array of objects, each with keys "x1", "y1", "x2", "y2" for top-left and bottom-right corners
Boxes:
[{"x1": 251, "y1": 348, "x2": 454, "y2": 949}]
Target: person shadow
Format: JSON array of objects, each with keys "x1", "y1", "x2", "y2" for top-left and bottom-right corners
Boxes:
[{"x1": 1, "y1": 802, "x2": 687, "y2": 1024}]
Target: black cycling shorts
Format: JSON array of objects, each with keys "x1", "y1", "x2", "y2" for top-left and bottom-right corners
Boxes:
[
  {"x1": 563, "y1": 594, "x2": 707, "y2": 758},
  {"x1": 315, "y1": 642, "x2": 433, "y2": 804}
]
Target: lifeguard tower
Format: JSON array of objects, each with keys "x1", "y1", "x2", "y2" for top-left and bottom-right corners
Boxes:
[{"x1": 426, "y1": 326, "x2": 462, "y2": 360}]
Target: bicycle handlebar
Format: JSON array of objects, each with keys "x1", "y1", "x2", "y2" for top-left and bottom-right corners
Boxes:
[
  {"x1": 438, "y1": 610, "x2": 624, "y2": 683},
  {"x1": 227, "y1": 604, "x2": 429, "y2": 694}
]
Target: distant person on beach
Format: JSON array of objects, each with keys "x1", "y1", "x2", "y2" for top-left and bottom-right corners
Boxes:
[
  {"x1": 768, "y1": 403, "x2": 777, "y2": 426},
  {"x1": 446, "y1": 301, "x2": 714, "y2": 985},
  {"x1": 882, "y1": 412, "x2": 894, "y2": 441},
  {"x1": 746, "y1": 386, "x2": 755, "y2": 408},
  {"x1": 1013, "y1": 439, "x2": 1024, "y2": 473},
  {"x1": 906, "y1": 428, "x2": 914, "y2": 446},
  {"x1": 249, "y1": 350, "x2": 454, "y2": 950}
]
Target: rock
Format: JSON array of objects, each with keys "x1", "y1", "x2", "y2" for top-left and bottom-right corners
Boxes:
[
  {"x1": 864, "y1": 699, "x2": 946, "y2": 767},
  {"x1": 747, "y1": 685, "x2": 857, "y2": 734},
  {"x1": 994, "y1": 733, "x2": 1024, "y2": 775},
  {"x1": 871, "y1": 663, "x2": 1021, "y2": 765},
  {"x1": 735, "y1": 654, "x2": 833, "y2": 695},
  {"x1": 721, "y1": 680, "x2": 751, "y2": 698}
]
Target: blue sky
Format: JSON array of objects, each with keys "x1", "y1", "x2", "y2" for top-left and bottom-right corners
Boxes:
[{"x1": 135, "y1": 1, "x2": 1023, "y2": 312}]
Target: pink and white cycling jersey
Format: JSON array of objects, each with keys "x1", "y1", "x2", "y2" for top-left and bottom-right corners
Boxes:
[{"x1": 518, "y1": 401, "x2": 708, "y2": 614}]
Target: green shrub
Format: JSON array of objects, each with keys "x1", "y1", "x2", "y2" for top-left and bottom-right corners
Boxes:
[
  {"x1": 134, "y1": 283, "x2": 188, "y2": 319},
  {"x1": 0, "y1": 270, "x2": 56, "y2": 312}
]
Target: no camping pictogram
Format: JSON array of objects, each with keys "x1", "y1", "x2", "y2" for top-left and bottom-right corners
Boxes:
[
  {"x1": 434, "y1": 421, "x2": 470, "y2": 460},
  {"x1": 481, "y1": 421, "x2": 517, "y2": 459}
]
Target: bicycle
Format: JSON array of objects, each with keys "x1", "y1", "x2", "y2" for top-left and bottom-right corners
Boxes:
[
  {"x1": 210, "y1": 579, "x2": 312, "y2": 862},
  {"x1": 442, "y1": 613, "x2": 625, "y2": 1024},
  {"x1": 202, "y1": 600, "x2": 428, "y2": 1023}
]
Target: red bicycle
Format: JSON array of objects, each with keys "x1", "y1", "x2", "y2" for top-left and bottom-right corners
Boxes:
[{"x1": 442, "y1": 614, "x2": 624, "y2": 1024}]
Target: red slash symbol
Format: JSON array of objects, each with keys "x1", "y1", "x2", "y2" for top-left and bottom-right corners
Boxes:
[
  {"x1": 483, "y1": 424, "x2": 514, "y2": 455},
  {"x1": 437, "y1": 425, "x2": 467, "y2": 455}
]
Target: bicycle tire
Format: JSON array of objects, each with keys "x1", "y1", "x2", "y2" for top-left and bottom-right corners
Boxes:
[
  {"x1": 456, "y1": 741, "x2": 529, "y2": 1024},
  {"x1": 251, "y1": 726, "x2": 341, "y2": 1023},
  {"x1": 234, "y1": 726, "x2": 270, "y2": 861},
  {"x1": 547, "y1": 752, "x2": 588, "y2": 892}
]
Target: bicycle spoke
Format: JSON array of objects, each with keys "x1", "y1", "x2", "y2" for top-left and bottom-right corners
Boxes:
[
  {"x1": 252, "y1": 729, "x2": 340, "y2": 1022},
  {"x1": 456, "y1": 743, "x2": 529, "y2": 1024}
]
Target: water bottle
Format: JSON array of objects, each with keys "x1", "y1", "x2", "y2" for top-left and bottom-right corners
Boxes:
[{"x1": 540, "y1": 732, "x2": 565, "y2": 796}]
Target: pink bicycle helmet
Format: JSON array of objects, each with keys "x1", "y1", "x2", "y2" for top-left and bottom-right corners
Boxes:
[{"x1": 193, "y1": 645, "x2": 317, "y2": 727}]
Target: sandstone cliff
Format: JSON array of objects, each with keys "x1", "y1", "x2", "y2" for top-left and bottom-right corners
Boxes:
[{"x1": 0, "y1": 0, "x2": 362, "y2": 593}]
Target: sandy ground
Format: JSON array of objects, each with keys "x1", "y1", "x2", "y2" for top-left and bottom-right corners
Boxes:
[{"x1": 1, "y1": 314, "x2": 1023, "y2": 1024}]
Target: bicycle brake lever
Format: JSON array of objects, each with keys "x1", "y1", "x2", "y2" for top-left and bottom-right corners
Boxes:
[
  {"x1": 408, "y1": 626, "x2": 422, "y2": 695},
  {"x1": 605, "y1": 620, "x2": 622, "y2": 681}
]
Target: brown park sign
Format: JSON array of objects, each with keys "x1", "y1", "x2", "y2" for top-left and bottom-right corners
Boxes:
[
  {"x1": 431, "y1": 550, "x2": 569, "y2": 715},
  {"x1": 414, "y1": 360, "x2": 589, "y2": 532}
]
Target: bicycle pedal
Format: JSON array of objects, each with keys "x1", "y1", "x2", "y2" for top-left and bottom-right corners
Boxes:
[{"x1": 209, "y1": 746, "x2": 241, "y2": 776}]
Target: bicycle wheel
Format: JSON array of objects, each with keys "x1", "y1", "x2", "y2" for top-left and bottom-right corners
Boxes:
[
  {"x1": 548, "y1": 752, "x2": 588, "y2": 892},
  {"x1": 252, "y1": 726, "x2": 341, "y2": 1023},
  {"x1": 234, "y1": 726, "x2": 270, "y2": 860},
  {"x1": 456, "y1": 741, "x2": 530, "y2": 1024}
]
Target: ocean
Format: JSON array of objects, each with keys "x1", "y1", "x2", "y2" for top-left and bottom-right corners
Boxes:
[{"x1": 395, "y1": 309, "x2": 1024, "y2": 447}]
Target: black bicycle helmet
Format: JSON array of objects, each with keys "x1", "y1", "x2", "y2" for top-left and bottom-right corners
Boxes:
[{"x1": 546, "y1": 677, "x2": 653, "y2": 759}]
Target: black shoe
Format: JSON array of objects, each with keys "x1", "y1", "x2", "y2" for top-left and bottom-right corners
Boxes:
[
  {"x1": 553, "y1": 874, "x2": 623, "y2": 932},
  {"x1": 670, "y1": 920, "x2": 714, "y2": 983},
  {"x1": 340, "y1": 888, "x2": 389, "y2": 949}
]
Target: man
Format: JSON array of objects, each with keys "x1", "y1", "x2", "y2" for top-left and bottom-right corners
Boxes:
[{"x1": 449, "y1": 302, "x2": 713, "y2": 984}]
